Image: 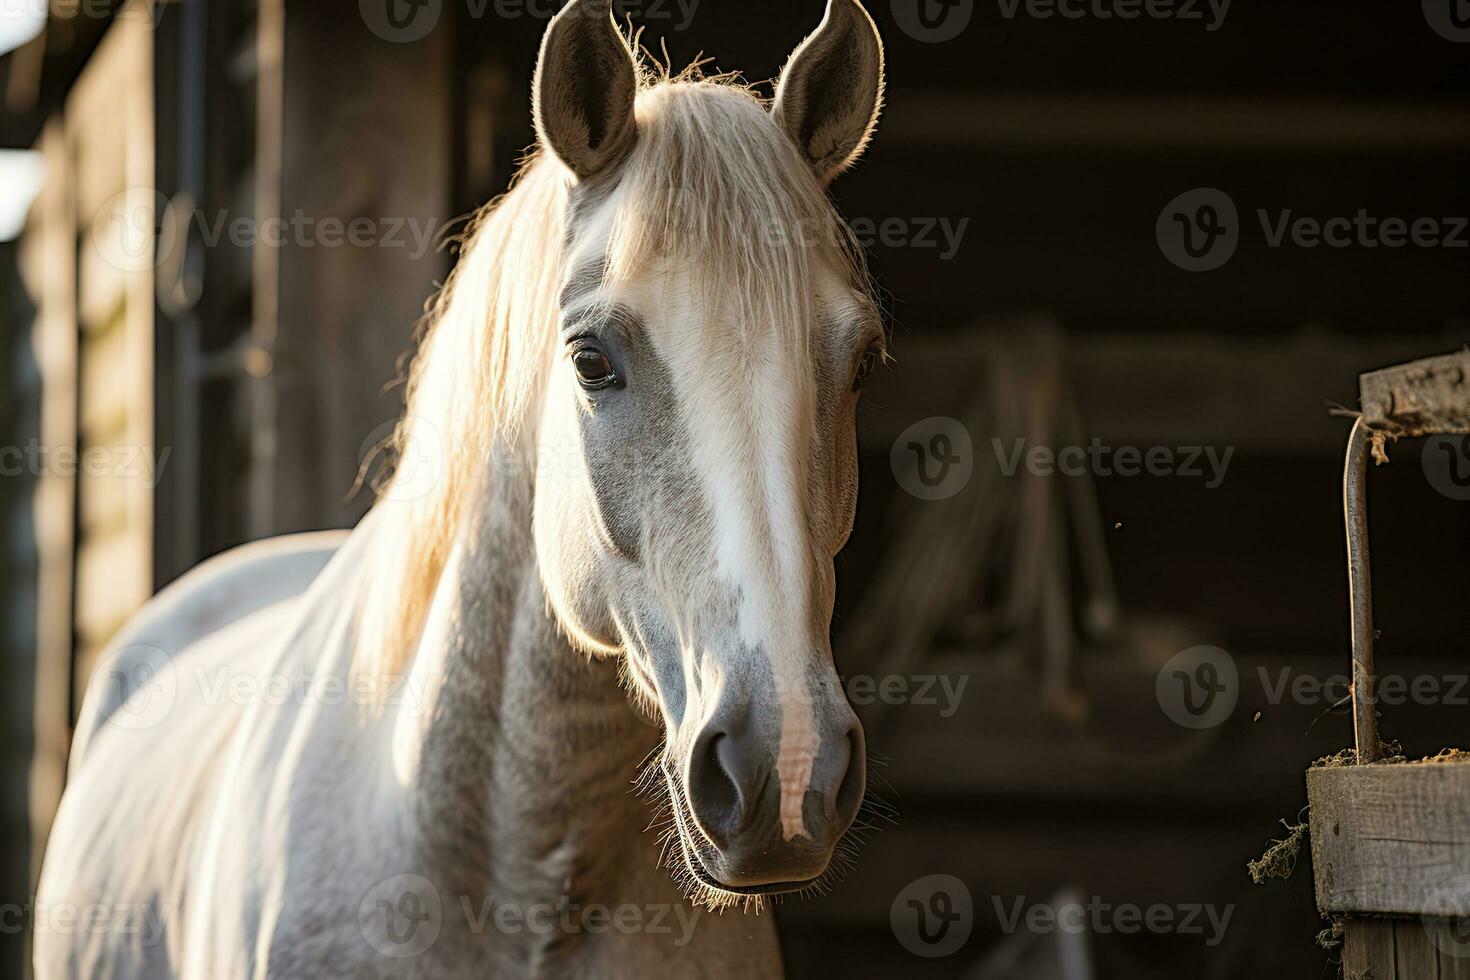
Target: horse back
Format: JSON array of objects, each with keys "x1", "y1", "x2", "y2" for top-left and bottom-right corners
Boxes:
[{"x1": 69, "y1": 530, "x2": 347, "y2": 768}]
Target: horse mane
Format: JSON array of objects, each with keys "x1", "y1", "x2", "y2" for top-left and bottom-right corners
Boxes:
[{"x1": 353, "y1": 61, "x2": 868, "y2": 692}]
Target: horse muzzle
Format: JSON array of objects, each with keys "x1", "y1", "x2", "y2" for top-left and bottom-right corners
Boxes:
[{"x1": 672, "y1": 697, "x2": 866, "y2": 892}]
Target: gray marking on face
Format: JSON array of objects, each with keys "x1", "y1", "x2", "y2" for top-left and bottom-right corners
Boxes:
[
  {"x1": 622, "y1": 607, "x2": 688, "y2": 728},
  {"x1": 556, "y1": 296, "x2": 715, "y2": 729},
  {"x1": 567, "y1": 305, "x2": 690, "y2": 563}
]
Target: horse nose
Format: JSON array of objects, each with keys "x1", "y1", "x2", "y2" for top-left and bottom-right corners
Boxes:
[{"x1": 684, "y1": 704, "x2": 866, "y2": 886}]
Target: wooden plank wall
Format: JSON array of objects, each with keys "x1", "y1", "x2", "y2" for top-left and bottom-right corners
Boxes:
[
  {"x1": 15, "y1": 120, "x2": 74, "y2": 933},
  {"x1": 249, "y1": 0, "x2": 451, "y2": 538},
  {"x1": 0, "y1": 233, "x2": 45, "y2": 980},
  {"x1": 5, "y1": 16, "x2": 155, "y2": 976},
  {"x1": 65, "y1": 12, "x2": 155, "y2": 689},
  {"x1": 1342, "y1": 917, "x2": 1470, "y2": 979}
]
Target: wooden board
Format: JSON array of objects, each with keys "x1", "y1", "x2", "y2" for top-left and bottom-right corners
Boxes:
[
  {"x1": 1341, "y1": 916, "x2": 1470, "y2": 980},
  {"x1": 1309, "y1": 761, "x2": 1470, "y2": 916},
  {"x1": 861, "y1": 329, "x2": 1458, "y2": 451},
  {"x1": 1359, "y1": 350, "x2": 1470, "y2": 433}
]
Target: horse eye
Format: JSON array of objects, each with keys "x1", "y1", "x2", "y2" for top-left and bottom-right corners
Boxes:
[
  {"x1": 571, "y1": 345, "x2": 619, "y2": 391},
  {"x1": 853, "y1": 346, "x2": 882, "y2": 391}
]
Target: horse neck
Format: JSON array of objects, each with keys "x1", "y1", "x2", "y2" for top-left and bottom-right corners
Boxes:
[{"x1": 389, "y1": 446, "x2": 661, "y2": 907}]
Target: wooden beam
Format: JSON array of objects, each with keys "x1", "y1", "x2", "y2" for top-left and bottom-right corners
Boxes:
[
  {"x1": 1308, "y1": 760, "x2": 1470, "y2": 916},
  {"x1": 1359, "y1": 349, "x2": 1470, "y2": 434},
  {"x1": 253, "y1": 0, "x2": 451, "y2": 535},
  {"x1": 863, "y1": 329, "x2": 1466, "y2": 453},
  {"x1": 884, "y1": 92, "x2": 1470, "y2": 153}
]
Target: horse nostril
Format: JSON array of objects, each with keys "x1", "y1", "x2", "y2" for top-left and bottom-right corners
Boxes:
[
  {"x1": 833, "y1": 724, "x2": 866, "y2": 828},
  {"x1": 687, "y1": 731, "x2": 746, "y2": 843},
  {"x1": 717, "y1": 735, "x2": 768, "y2": 828}
]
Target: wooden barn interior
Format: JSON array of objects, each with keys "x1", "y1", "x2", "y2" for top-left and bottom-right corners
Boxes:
[{"x1": 1, "y1": 0, "x2": 1467, "y2": 976}]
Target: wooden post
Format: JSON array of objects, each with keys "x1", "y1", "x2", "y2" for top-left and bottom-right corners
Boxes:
[
  {"x1": 1311, "y1": 761, "x2": 1470, "y2": 978},
  {"x1": 251, "y1": 0, "x2": 451, "y2": 537}
]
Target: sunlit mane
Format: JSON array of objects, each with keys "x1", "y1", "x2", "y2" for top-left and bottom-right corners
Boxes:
[{"x1": 354, "y1": 62, "x2": 869, "y2": 691}]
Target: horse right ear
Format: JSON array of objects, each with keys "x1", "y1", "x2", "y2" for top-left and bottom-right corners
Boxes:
[
  {"x1": 773, "y1": 0, "x2": 885, "y2": 186},
  {"x1": 533, "y1": 0, "x2": 639, "y2": 180}
]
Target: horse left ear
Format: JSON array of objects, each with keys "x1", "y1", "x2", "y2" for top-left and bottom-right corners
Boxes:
[
  {"x1": 533, "y1": 0, "x2": 639, "y2": 180},
  {"x1": 773, "y1": 0, "x2": 885, "y2": 185}
]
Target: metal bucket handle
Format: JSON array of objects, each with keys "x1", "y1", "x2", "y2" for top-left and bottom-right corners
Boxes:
[{"x1": 1342, "y1": 351, "x2": 1470, "y2": 763}]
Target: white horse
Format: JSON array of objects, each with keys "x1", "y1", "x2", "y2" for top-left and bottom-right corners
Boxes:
[{"x1": 36, "y1": 0, "x2": 887, "y2": 975}]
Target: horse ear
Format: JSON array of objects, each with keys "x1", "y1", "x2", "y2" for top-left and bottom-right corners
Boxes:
[
  {"x1": 773, "y1": 0, "x2": 885, "y2": 186},
  {"x1": 533, "y1": 0, "x2": 639, "y2": 180}
]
